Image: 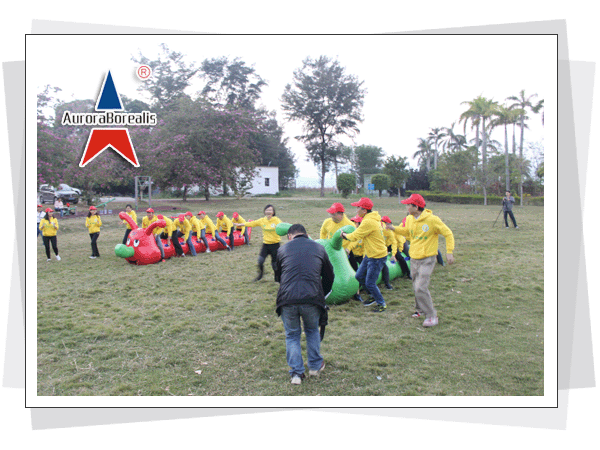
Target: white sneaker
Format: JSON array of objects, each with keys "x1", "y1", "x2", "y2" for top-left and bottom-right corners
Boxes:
[
  {"x1": 47, "y1": 259, "x2": 51, "y2": 262},
  {"x1": 423, "y1": 316, "x2": 439, "y2": 327},
  {"x1": 290, "y1": 374, "x2": 304, "y2": 385},
  {"x1": 89, "y1": 256, "x2": 96, "y2": 259},
  {"x1": 206, "y1": 248, "x2": 211, "y2": 253},
  {"x1": 56, "y1": 255, "x2": 61, "y2": 261},
  {"x1": 309, "y1": 362, "x2": 325, "y2": 376}
]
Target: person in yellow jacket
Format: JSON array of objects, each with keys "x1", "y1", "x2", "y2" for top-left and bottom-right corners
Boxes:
[
  {"x1": 216, "y1": 211, "x2": 234, "y2": 251},
  {"x1": 121, "y1": 204, "x2": 137, "y2": 245},
  {"x1": 39, "y1": 207, "x2": 61, "y2": 262},
  {"x1": 345, "y1": 215, "x2": 366, "y2": 302},
  {"x1": 320, "y1": 202, "x2": 353, "y2": 250},
  {"x1": 198, "y1": 211, "x2": 230, "y2": 251},
  {"x1": 386, "y1": 193, "x2": 455, "y2": 327},
  {"x1": 179, "y1": 211, "x2": 198, "y2": 256},
  {"x1": 379, "y1": 215, "x2": 398, "y2": 290},
  {"x1": 142, "y1": 208, "x2": 165, "y2": 260},
  {"x1": 172, "y1": 214, "x2": 191, "y2": 257},
  {"x1": 85, "y1": 206, "x2": 102, "y2": 259},
  {"x1": 192, "y1": 211, "x2": 211, "y2": 253},
  {"x1": 241, "y1": 204, "x2": 282, "y2": 281},
  {"x1": 232, "y1": 212, "x2": 250, "y2": 245},
  {"x1": 340, "y1": 197, "x2": 388, "y2": 312}
]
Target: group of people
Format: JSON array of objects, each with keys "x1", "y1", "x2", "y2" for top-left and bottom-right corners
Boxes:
[
  {"x1": 275, "y1": 193, "x2": 455, "y2": 384},
  {"x1": 124, "y1": 206, "x2": 251, "y2": 260}
]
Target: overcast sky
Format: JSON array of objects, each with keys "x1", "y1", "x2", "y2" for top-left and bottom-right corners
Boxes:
[{"x1": 28, "y1": 34, "x2": 553, "y2": 186}]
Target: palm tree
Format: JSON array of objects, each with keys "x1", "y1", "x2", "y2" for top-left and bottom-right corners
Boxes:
[
  {"x1": 460, "y1": 96, "x2": 498, "y2": 205},
  {"x1": 507, "y1": 90, "x2": 541, "y2": 205},
  {"x1": 427, "y1": 127, "x2": 446, "y2": 170},
  {"x1": 413, "y1": 138, "x2": 433, "y2": 171},
  {"x1": 491, "y1": 104, "x2": 524, "y2": 191}
]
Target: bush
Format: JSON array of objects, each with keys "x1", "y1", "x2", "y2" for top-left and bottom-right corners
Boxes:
[
  {"x1": 371, "y1": 174, "x2": 390, "y2": 197},
  {"x1": 337, "y1": 173, "x2": 356, "y2": 198},
  {"x1": 405, "y1": 190, "x2": 544, "y2": 206}
]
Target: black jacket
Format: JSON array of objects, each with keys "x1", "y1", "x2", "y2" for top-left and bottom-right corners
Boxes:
[{"x1": 275, "y1": 234, "x2": 335, "y2": 316}]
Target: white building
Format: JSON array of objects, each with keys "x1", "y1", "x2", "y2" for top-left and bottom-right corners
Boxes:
[{"x1": 247, "y1": 166, "x2": 279, "y2": 196}]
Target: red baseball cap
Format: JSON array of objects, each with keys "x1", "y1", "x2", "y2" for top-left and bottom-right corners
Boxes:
[
  {"x1": 178, "y1": 214, "x2": 185, "y2": 222},
  {"x1": 232, "y1": 212, "x2": 239, "y2": 219},
  {"x1": 326, "y1": 202, "x2": 345, "y2": 214},
  {"x1": 350, "y1": 215, "x2": 363, "y2": 223},
  {"x1": 146, "y1": 208, "x2": 154, "y2": 213},
  {"x1": 197, "y1": 211, "x2": 205, "y2": 215},
  {"x1": 89, "y1": 206, "x2": 97, "y2": 211},
  {"x1": 185, "y1": 211, "x2": 192, "y2": 216},
  {"x1": 44, "y1": 207, "x2": 53, "y2": 213},
  {"x1": 381, "y1": 216, "x2": 392, "y2": 223},
  {"x1": 216, "y1": 211, "x2": 224, "y2": 217},
  {"x1": 37, "y1": 204, "x2": 42, "y2": 208},
  {"x1": 401, "y1": 193, "x2": 426, "y2": 208},
  {"x1": 351, "y1": 197, "x2": 374, "y2": 210},
  {"x1": 157, "y1": 214, "x2": 164, "y2": 219}
]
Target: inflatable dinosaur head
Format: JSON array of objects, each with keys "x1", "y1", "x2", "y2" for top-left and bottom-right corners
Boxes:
[{"x1": 114, "y1": 211, "x2": 166, "y2": 265}]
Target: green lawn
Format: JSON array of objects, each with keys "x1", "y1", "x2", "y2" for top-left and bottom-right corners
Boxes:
[{"x1": 37, "y1": 196, "x2": 544, "y2": 396}]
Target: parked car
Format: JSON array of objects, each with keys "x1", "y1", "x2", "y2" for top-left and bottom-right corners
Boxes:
[
  {"x1": 58, "y1": 183, "x2": 82, "y2": 196},
  {"x1": 38, "y1": 184, "x2": 80, "y2": 204}
]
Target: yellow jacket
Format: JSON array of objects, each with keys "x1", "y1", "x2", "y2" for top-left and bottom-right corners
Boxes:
[
  {"x1": 86, "y1": 215, "x2": 102, "y2": 234},
  {"x1": 216, "y1": 215, "x2": 233, "y2": 234},
  {"x1": 393, "y1": 209, "x2": 454, "y2": 259},
  {"x1": 189, "y1": 216, "x2": 205, "y2": 234},
  {"x1": 123, "y1": 210, "x2": 137, "y2": 229},
  {"x1": 344, "y1": 211, "x2": 387, "y2": 259},
  {"x1": 346, "y1": 238, "x2": 365, "y2": 257},
  {"x1": 142, "y1": 215, "x2": 160, "y2": 235},
  {"x1": 39, "y1": 217, "x2": 59, "y2": 237},
  {"x1": 320, "y1": 215, "x2": 353, "y2": 249},
  {"x1": 200, "y1": 216, "x2": 216, "y2": 235},
  {"x1": 162, "y1": 216, "x2": 174, "y2": 237},
  {"x1": 232, "y1": 215, "x2": 246, "y2": 234},
  {"x1": 382, "y1": 226, "x2": 398, "y2": 256},
  {"x1": 244, "y1": 216, "x2": 282, "y2": 244},
  {"x1": 174, "y1": 217, "x2": 192, "y2": 240}
]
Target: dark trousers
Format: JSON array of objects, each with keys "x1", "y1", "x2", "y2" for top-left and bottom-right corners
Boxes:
[
  {"x1": 42, "y1": 235, "x2": 58, "y2": 259},
  {"x1": 123, "y1": 228, "x2": 132, "y2": 245},
  {"x1": 89, "y1": 232, "x2": 100, "y2": 257},
  {"x1": 504, "y1": 210, "x2": 518, "y2": 227},
  {"x1": 348, "y1": 251, "x2": 363, "y2": 272},
  {"x1": 258, "y1": 243, "x2": 279, "y2": 271},
  {"x1": 171, "y1": 231, "x2": 184, "y2": 255},
  {"x1": 229, "y1": 230, "x2": 235, "y2": 250},
  {"x1": 387, "y1": 245, "x2": 411, "y2": 278}
]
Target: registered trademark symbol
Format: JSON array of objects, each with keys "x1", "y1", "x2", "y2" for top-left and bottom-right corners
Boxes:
[{"x1": 137, "y1": 65, "x2": 152, "y2": 80}]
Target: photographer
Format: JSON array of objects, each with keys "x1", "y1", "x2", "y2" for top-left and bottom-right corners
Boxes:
[{"x1": 502, "y1": 191, "x2": 519, "y2": 229}]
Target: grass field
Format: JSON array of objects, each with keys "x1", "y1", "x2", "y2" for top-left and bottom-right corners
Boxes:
[{"x1": 36, "y1": 195, "x2": 544, "y2": 396}]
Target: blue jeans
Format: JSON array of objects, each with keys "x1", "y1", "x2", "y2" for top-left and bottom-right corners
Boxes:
[
  {"x1": 280, "y1": 304, "x2": 323, "y2": 376},
  {"x1": 185, "y1": 234, "x2": 197, "y2": 256},
  {"x1": 355, "y1": 256, "x2": 387, "y2": 306}
]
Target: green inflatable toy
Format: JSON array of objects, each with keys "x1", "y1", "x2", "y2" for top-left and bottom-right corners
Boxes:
[{"x1": 275, "y1": 223, "x2": 409, "y2": 305}]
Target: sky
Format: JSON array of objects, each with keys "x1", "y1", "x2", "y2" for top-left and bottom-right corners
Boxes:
[{"x1": 28, "y1": 34, "x2": 552, "y2": 187}]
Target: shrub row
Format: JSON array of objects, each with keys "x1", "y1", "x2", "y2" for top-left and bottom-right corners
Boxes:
[{"x1": 406, "y1": 191, "x2": 544, "y2": 206}]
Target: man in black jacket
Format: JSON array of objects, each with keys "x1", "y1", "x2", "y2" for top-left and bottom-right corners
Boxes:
[{"x1": 275, "y1": 224, "x2": 335, "y2": 385}]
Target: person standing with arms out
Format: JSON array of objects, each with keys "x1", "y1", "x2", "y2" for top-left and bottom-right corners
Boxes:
[
  {"x1": 275, "y1": 224, "x2": 335, "y2": 385},
  {"x1": 502, "y1": 190, "x2": 519, "y2": 229},
  {"x1": 386, "y1": 194, "x2": 455, "y2": 327},
  {"x1": 37, "y1": 204, "x2": 45, "y2": 239},
  {"x1": 340, "y1": 198, "x2": 389, "y2": 313},
  {"x1": 39, "y1": 208, "x2": 61, "y2": 262},
  {"x1": 121, "y1": 204, "x2": 137, "y2": 245},
  {"x1": 241, "y1": 204, "x2": 282, "y2": 282},
  {"x1": 232, "y1": 212, "x2": 250, "y2": 245},
  {"x1": 85, "y1": 206, "x2": 102, "y2": 259},
  {"x1": 216, "y1": 212, "x2": 235, "y2": 251},
  {"x1": 142, "y1": 208, "x2": 165, "y2": 260}
]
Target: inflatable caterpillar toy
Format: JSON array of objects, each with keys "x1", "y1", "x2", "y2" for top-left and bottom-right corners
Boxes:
[
  {"x1": 114, "y1": 212, "x2": 251, "y2": 265},
  {"x1": 275, "y1": 223, "x2": 409, "y2": 305}
]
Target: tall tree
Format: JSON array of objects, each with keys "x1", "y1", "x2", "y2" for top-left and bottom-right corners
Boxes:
[
  {"x1": 507, "y1": 90, "x2": 541, "y2": 205},
  {"x1": 131, "y1": 44, "x2": 200, "y2": 110},
  {"x1": 490, "y1": 104, "x2": 523, "y2": 191},
  {"x1": 383, "y1": 155, "x2": 409, "y2": 197},
  {"x1": 427, "y1": 127, "x2": 446, "y2": 170},
  {"x1": 281, "y1": 55, "x2": 366, "y2": 197},
  {"x1": 199, "y1": 56, "x2": 268, "y2": 109},
  {"x1": 352, "y1": 144, "x2": 385, "y2": 186},
  {"x1": 413, "y1": 138, "x2": 433, "y2": 171}
]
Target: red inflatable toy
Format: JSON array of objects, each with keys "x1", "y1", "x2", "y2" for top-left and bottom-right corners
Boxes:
[{"x1": 114, "y1": 212, "x2": 251, "y2": 265}]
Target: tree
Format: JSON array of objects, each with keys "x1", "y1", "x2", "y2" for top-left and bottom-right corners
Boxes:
[
  {"x1": 490, "y1": 104, "x2": 523, "y2": 191},
  {"x1": 382, "y1": 155, "x2": 409, "y2": 197},
  {"x1": 507, "y1": 90, "x2": 542, "y2": 205},
  {"x1": 199, "y1": 56, "x2": 268, "y2": 109},
  {"x1": 371, "y1": 174, "x2": 390, "y2": 197},
  {"x1": 413, "y1": 138, "x2": 433, "y2": 171},
  {"x1": 437, "y1": 147, "x2": 477, "y2": 194},
  {"x1": 131, "y1": 44, "x2": 200, "y2": 110},
  {"x1": 460, "y1": 95, "x2": 498, "y2": 205},
  {"x1": 427, "y1": 127, "x2": 446, "y2": 170},
  {"x1": 281, "y1": 55, "x2": 366, "y2": 197},
  {"x1": 337, "y1": 173, "x2": 356, "y2": 198},
  {"x1": 442, "y1": 122, "x2": 468, "y2": 153},
  {"x1": 37, "y1": 85, "x2": 63, "y2": 126},
  {"x1": 352, "y1": 145, "x2": 385, "y2": 186}
]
